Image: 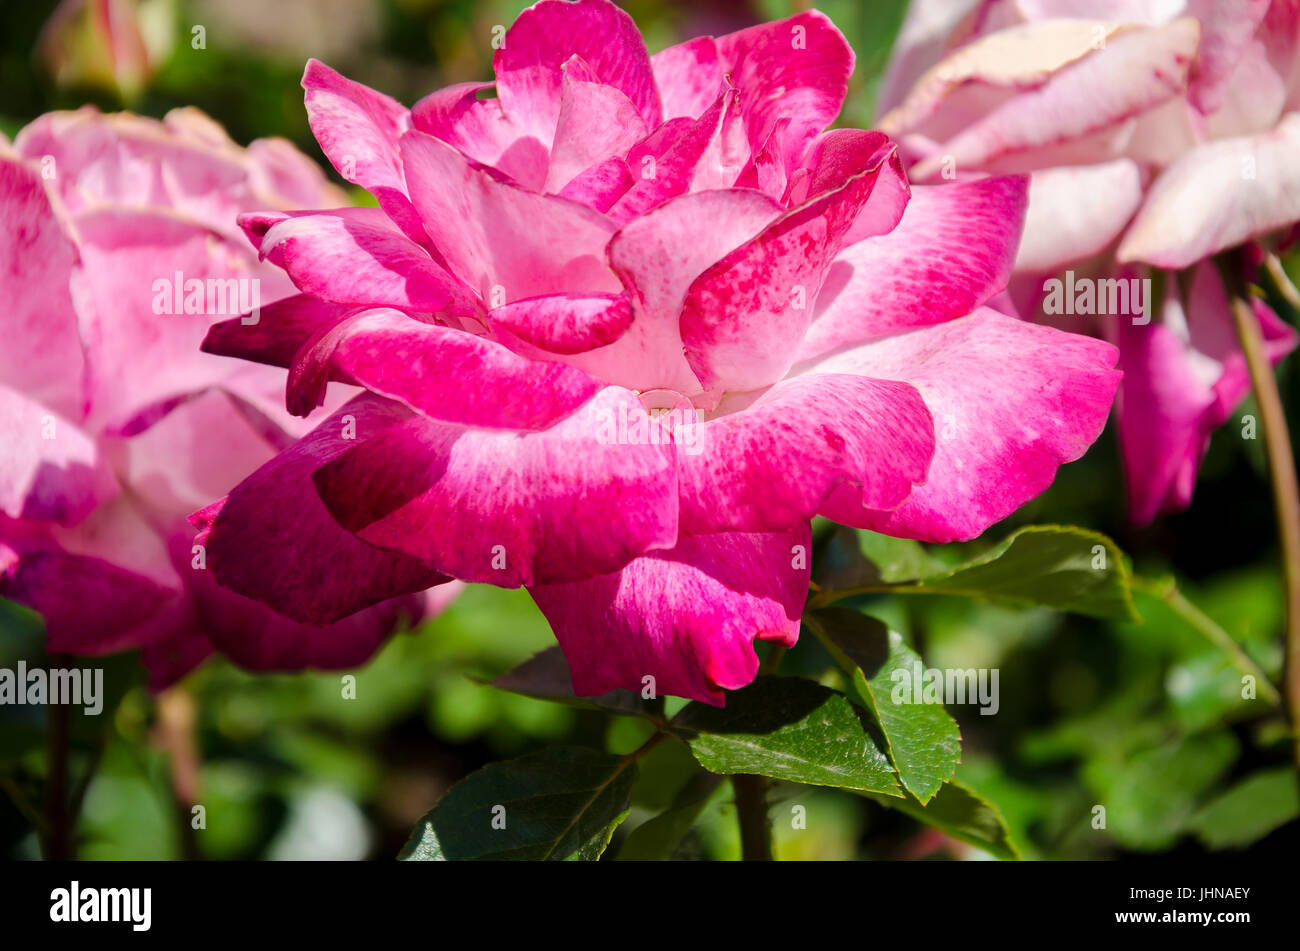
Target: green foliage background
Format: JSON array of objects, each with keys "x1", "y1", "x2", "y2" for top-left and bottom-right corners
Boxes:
[{"x1": 1, "y1": 0, "x2": 1297, "y2": 860}]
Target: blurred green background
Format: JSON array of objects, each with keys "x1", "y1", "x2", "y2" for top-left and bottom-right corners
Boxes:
[{"x1": 2, "y1": 0, "x2": 1298, "y2": 861}]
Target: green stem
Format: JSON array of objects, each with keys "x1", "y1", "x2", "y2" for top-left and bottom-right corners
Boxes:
[
  {"x1": 1226, "y1": 279, "x2": 1300, "y2": 769},
  {"x1": 1131, "y1": 575, "x2": 1281, "y2": 707},
  {"x1": 732, "y1": 774, "x2": 774, "y2": 861}
]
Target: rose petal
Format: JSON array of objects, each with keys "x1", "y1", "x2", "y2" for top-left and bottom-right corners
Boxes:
[{"x1": 529, "y1": 526, "x2": 810, "y2": 705}]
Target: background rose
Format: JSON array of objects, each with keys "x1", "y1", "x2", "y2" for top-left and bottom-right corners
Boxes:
[
  {"x1": 879, "y1": 0, "x2": 1300, "y2": 523},
  {"x1": 197, "y1": 0, "x2": 1120, "y2": 704},
  {"x1": 0, "y1": 106, "x2": 457, "y2": 689}
]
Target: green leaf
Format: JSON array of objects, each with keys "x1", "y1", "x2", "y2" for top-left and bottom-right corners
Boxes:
[
  {"x1": 485, "y1": 647, "x2": 653, "y2": 717},
  {"x1": 857, "y1": 530, "x2": 942, "y2": 583},
  {"x1": 398, "y1": 747, "x2": 637, "y2": 860},
  {"x1": 671, "y1": 677, "x2": 901, "y2": 795},
  {"x1": 909, "y1": 525, "x2": 1137, "y2": 620},
  {"x1": 862, "y1": 780, "x2": 1021, "y2": 860},
  {"x1": 807, "y1": 608, "x2": 961, "y2": 803},
  {"x1": 1189, "y1": 768, "x2": 1300, "y2": 850},
  {"x1": 616, "y1": 772, "x2": 723, "y2": 861}
]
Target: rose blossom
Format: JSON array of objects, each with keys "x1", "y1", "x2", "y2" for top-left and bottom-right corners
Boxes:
[
  {"x1": 0, "y1": 106, "x2": 457, "y2": 688},
  {"x1": 198, "y1": 0, "x2": 1120, "y2": 704},
  {"x1": 879, "y1": 0, "x2": 1300, "y2": 524}
]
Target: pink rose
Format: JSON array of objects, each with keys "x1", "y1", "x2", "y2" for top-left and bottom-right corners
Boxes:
[
  {"x1": 0, "y1": 106, "x2": 457, "y2": 688},
  {"x1": 199, "y1": 0, "x2": 1120, "y2": 704},
  {"x1": 880, "y1": 0, "x2": 1300, "y2": 523}
]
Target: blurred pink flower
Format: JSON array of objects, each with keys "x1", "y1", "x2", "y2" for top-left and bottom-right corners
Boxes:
[
  {"x1": 0, "y1": 107, "x2": 458, "y2": 688},
  {"x1": 880, "y1": 0, "x2": 1300, "y2": 524},
  {"x1": 198, "y1": 0, "x2": 1119, "y2": 704}
]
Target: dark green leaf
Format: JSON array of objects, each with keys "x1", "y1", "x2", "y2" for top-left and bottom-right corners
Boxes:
[
  {"x1": 911, "y1": 525, "x2": 1138, "y2": 620},
  {"x1": 398, "y1": 746, "x2": 637, "y2": 860},
  {"x1": 1190, "y1": 767, "x2": 1299, "y2": 850},
  {"x1": 807, "y1": 608, "x2": 961, "y2": 803},
  {"x1": 671, "y1": 677, "x2": 901, "y2": 795},
  {"x1": 616, "y1": 772, "x2": 723, "y2": 861},
  {"x1": 862, "y1": 780, "x2": 1020, "y2": 860},
  {"x1": 486, "y1": 647, "x2": 652, "y2": 717}
]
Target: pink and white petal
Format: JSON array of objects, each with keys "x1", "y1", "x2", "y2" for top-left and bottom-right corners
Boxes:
[
  {"x1": 191, "y1": 396, "x2": 448, "y2": 625},
  {"x1": 108, "y1": 387, "x2": 280, "y2": 525},
  {"x1": 288, "y1": 308, "x2": 604, "y2": 429},
  {"x1": 312, "y1": 387, "x2": 678, "y2": 587},
  {"x1": 810, "y1": 309, "x2": 1120, "y2": 542},
  {"x1": 1118, "y1": 114, "x2": 1300, "y2": 269},
  {"x1": 255, "y1": 207, "x2": 468, "y2": 314},
  {"x1": 678, "y1": 374, "x2": 934, "y2": 534},
  {"x1": 301, "y1": 60, "x2": 429, "y2": 243},
  {"x1": 588, "y1": 188, "x2": 784, "y2": 395},
  {"x1": 905, "y1": 20, "x2": 1200, "y2": 178},
  {"x1": 0, "y1": 384, "x2": 117, "y2": 525},
  {"x1": 302, "y1": 59, "x2": 409, "y2": 197},
  {"x1": 529, "y1": 526, "x2": 810, "y2": 706},
  {"x1": 715, "y1": 10, "x2": 855, "y2": 171},
  {"x1": 1115, "y1": 304, "x2": 1218, "y2": 524},
  {"x1": 875, "y1": 0, "x2": 983, "y2": 119},
  {"x1": 651, "y1": 36, "x2": 723, "y2": 120},
  {"x1": 681, "y1": 143, "x2": 909, "y2": 392},
  {"x1": 493, "y1": 0, "x2": 662, "y2": 147},
  {"x1": 608, "y1": 93, "x2": 748, "y2": 225},
  {"x1": 1198, "y1": 40, "x2": 1287, "y2": 140},
  {"x1": 879, "y1": 19, "x2": 1129, "y2": 137},
  {"x1": 411, "y1": 81, "x2": 549, "y2": 189},
  {"x1": 545, "y1": 63, "x2": 648, "y2": 192},
  {"x1": 1185, "y1": 0, "x2": 1271, "y2": 114},
  {"x1": 557, "y1": 156, "x2": 634, "y2": 211},
  {"x1": 800, "y1": 174, "x2": 1027, "y2": 362},
  {"x1": 0, "y1": 156, "x2": 85, "y2": 420},
  {"x1": 488, "y1": 293, "x2": 633, "y2": 354},
  {"x1": 400, "y1": 130, "x2": 620, "y2": 301},
  {"x1": 1015, "y1": 161, "x2": 1144, "y2": 272},
  {"x1": 69, "y1": 208, "x2": 259, "y2": 431}
]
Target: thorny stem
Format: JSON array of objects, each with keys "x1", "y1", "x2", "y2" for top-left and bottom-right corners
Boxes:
[{"x1": 1225, "y1": 267, "x2": 1300, "y2": 769}]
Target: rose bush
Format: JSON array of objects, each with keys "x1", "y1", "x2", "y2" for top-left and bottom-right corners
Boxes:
[
  {"x1": 879, "y1": 0, "x2": 1300, "y2": 523},
  {"x1": 197, "y1": 0, "x2": 1121, "y2": 705},
  {"x1": 0, "y1": 106, "x2": 457, "y2": 688}
]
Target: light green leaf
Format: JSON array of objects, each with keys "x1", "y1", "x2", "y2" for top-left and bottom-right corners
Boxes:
[
  {"x1": 1087, "y1": 731, "x2": 1239, "y2": 850},
  {"x1": 856, "y1": 530, "x2": 942, "y2": 583},
  {"x1": 1190, "y1": 767, "x2": 1299, "y2": 850},
  {"x1": 398, "y1": 747, "x2": 636, "y2": 860},
  {"x1": 671, "y1": 677, "x2": 901, "y2": 795},
  {"x1": 807, "y1": 608, "x2": 961, "y2": 803}
]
